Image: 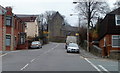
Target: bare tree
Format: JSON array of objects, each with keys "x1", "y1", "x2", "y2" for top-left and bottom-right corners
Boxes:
[
  {"x1": 44, "y1": 11, "x2": 56, "y2": 23},
  {"x1": 75, "y1": 1, "x2": 110, "y2": 28},
  {"x1": 114, "y1": 0, "x2": 120, "y2": 9}
]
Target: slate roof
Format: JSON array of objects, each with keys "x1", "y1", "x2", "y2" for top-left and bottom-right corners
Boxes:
[
  {"x1": 16, "y1": 14, "x2": 38, "y2": 22},
  {"x1": 50, "y1": 11, "x2": 64, "y2": 21},
  {"x1": 109, "y1": 7, "x2": 120, "y2": 15},
  {"x1": 61, "y1": 25, "x2": 78, "y2": 32},
  {"x1": 97, "y1": 7, "x2": 120, "y2": 41}
]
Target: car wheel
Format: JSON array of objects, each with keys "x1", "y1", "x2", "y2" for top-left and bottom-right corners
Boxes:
[
  {"x1": 38, "y1": 46, "x2": 40, "y2": 49},
  {"x1": 67, "y1": 51, "x2": 69, "y2": 53}
]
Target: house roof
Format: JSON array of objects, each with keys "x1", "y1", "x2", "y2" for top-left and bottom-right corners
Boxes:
[
  {"x1": 0, "y1": 5, "x2": 7, "y2": 14},
  {"x1": 16, "y1": 14, "x2": 38, "y2": 22},
  {"x1": 97, "y1": 7, "x2": 120, "y2": 41},
  {"x1": 109, "y1": 7, "x2": 120, "y2": 15},
  {"x1": 50, "y1": 11, "x2": 64, "y2": 20},
  {"x1": 61, "y1": 25, "x2": 78, "y2": 32}
]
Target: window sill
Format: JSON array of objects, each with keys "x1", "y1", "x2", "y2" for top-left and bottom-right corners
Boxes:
[
  {"x1": 6, "y1": 25, "x2": 12, "y2": 27},
  {"x1": 112, "y1": 46, "x2": 120, "y2": 48}
]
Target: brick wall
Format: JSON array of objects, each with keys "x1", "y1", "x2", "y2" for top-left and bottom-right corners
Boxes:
[
  {"x1": 0, "y1": 15, "x2": 2, "y2": 51},
  {"x1": 99, "y1": 34, "x2": 120, "y2": 56}
]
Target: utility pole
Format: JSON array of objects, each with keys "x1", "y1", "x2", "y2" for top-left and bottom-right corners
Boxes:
[
  {"x1": 87, "y1": 2, "x2": 91, "y2": 52},
  {"x1": 70, "y1": 13, "x2": 81, "y2": 45},
  {"x1": 73, "y1": 1, "x2": 90, "y2": 51}
]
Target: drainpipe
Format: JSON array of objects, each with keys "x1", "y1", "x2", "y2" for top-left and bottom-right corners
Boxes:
[{"x1": 11, "y1": 16, "x2": 14, "y2": 51}]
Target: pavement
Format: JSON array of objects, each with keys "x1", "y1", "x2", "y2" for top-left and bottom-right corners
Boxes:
[{"x1": 80, "y1": 48, "x2": 101, "y2": 59}]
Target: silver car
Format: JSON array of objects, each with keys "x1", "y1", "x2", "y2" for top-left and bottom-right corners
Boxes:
[
  {"x1": 31, "y1": 41, "x2": 42, "y2": 49},
  {"x1": 67, "y1": 43, "x2": 80, "y2": 53}
]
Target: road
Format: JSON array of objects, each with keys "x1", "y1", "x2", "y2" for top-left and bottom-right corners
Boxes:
[{"x1": 1, "y1": 42, "x2": 119, "y2": 73}]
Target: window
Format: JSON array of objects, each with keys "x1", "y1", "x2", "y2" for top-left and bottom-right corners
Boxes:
[
  {"x1": 112, "y1": 35, "x2": 120, "y2": 47},
  {"x1": 14, "y1": 37, "x2": 17, "y2": 47},
  {"x1": 6, "y1": 16, "x2": 12, "y2": 26},
  {"x1": 20, "y1": 35, "x2": 25, "y2": 44},
  {"x1": 115, "y1": 15, "x2": 120, "y2": 25},
  {"x1": 6, "y1": 35, "x2": 11, "y2": 46}
]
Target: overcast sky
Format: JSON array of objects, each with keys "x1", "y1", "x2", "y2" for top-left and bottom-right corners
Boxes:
[{"x1": 0, "y1": 0, "x2": 117, "y2": 26}]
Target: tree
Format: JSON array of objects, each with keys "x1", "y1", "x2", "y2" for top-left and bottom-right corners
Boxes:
[
  {"x1": 114, "y1": 1, "x2": 120, "y2": 9},
  {"x1": 44, "y1": 11, "x2": 56, "y2": 23},
  {"x1": 75, "y1": 1, "x2": 110, "y2": 28}
]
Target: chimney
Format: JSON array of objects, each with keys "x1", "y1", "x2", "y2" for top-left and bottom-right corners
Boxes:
[{"x1": 5, "y1": 6, "x2": 12, "y2": 12}]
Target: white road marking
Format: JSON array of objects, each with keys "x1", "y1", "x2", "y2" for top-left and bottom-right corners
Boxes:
[
  {"x1": 0, "y1": 53, "x2": 8, "y2": 57},
  {"x1": 43, "y1": 44, "x2": 59, "y2": 55},
  {"x1": 30, "y1": 59, "x2": 36, "y2": 63},
  {"x1": 20, "y1": 43, "x2": 59, "y2": 71},
  {"x1": 84, "y1": 58, "x2": 101, "y2": 72},
  {"x1": 0, "y1": 50, "x2": 21, "y2": 57},
  {"x1": 21, "y1": 64, "x2": 29, "y2": 71},
  {"x1": 98, "y1": 65, "x2": 109, "y2": 72}
]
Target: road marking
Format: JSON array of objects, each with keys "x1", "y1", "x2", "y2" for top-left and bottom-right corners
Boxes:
[
  {"x1": 20, "y1": 44, "x2": 59, "y2": 71},
  {"x1": 0, "y1": 52, "x2": 12, "y2": 57},
  {"x1": 43, "y1": 44, "x2": 59, "y2": 55},
  {"x1": 30, "y1": 59, "x2": 36, "y2": 63},
  {"x1": 98, "y1": 65, "x2": 109, "y2": 73},
  {"x1": 0, "y1": 50, "x2": 21, "y2": 57},
  {"x1": 0, "y1": 53, "x2": 8, "y2": 57},
  {"x1": 21, "y1": 64, "x2": 29, "y2": 71},
  {"x1": 84, "y1": 58, "x2": 102, "y2": 72}
]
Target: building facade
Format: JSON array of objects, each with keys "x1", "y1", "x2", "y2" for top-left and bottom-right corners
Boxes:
[
  {"x1": 17, "y1": 15, "x2": 39, "y2": 40},
  {"x1": 48, "y1": 12, "x2": 65, "y2": 42},
  {"x1": 98, "y1": 7, "x2": 120, "y2": 56},
  {"x1": 0, "y1": 6, "x2": 26, "y2": 51}
]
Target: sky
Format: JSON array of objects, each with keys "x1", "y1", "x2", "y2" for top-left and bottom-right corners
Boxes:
[{"x1": 0, "y1": 0, "x2": 117, "y2": 26}]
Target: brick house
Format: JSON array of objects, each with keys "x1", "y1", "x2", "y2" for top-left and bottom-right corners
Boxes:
[
  {"x1": 97, "y1": 7, "x2": 120, "y2": 56},
  {"x1": 0, "y1": 6, "x2": 26, "y2": 51},
  {"x1": 0, "y1": 5, "x2": 6, "y2": 51}
]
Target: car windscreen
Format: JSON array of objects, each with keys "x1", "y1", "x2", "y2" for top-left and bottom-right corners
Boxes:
[
  {"x1": 69, "y1": 43, "x2": 78, "y2": 47},
  {"x1": 32, "y1": 42, "x2": 40, "y2": 44}
]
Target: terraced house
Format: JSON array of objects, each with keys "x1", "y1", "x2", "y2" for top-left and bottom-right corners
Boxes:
[{"x1": 0, "y1": 5, "x2": 27, "y2": 51}]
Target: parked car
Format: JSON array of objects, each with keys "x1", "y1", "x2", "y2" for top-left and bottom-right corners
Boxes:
[
  {"x1": 30, "y1": 41, "x2": 42, "y2": 49},
  {"x1": 65, "y1": 36, "x2": 77, "y2": 49},
  {"x1": 67, "y1": 43, "x2": 80, "y2": 53}
]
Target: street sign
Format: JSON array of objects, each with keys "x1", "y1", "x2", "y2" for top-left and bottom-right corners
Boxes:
[
  {"x1": 76, "y1": 33, "x2": 79, "y2": 36},
  {"x1": 43, "y1": 31, "x2": 49, "y2": 34}
]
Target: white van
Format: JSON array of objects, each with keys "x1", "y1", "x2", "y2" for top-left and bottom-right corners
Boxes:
[{"x1": 65, "y1": 36, "x2": 77, "y2": 49}]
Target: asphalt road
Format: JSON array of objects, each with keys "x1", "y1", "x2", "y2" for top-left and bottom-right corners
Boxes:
[{"x1": 1, "y1": 42, "x2": 119, "y2": 73}]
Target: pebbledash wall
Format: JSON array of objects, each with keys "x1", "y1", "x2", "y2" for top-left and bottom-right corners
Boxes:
[{"x1": 0, "y1": 6, "x2": 27, "y2": 51}]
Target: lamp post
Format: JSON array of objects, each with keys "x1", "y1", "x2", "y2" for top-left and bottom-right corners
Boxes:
[
  {"x1": 73, "y1": 1, "x2": 90, "y2": 51},
  {"x1": 70, "y1": 13, "x2": 81, "y2": 45}
]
